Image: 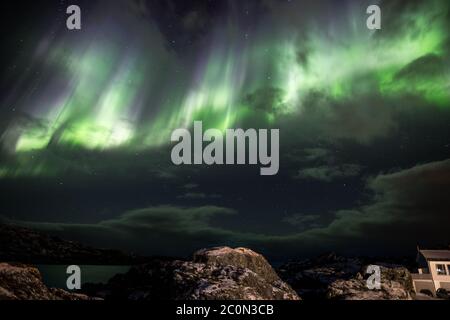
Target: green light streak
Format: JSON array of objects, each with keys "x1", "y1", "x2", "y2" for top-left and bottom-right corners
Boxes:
[{"x1": 2, "y1": 0, "x2": 449, "y2": 177}]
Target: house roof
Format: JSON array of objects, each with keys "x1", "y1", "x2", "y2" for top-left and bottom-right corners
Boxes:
[{"x1": 420, "y1": 250, "x2": 450, "y2": 261}]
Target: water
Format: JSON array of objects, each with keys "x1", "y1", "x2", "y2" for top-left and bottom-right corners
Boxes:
[{"x1": 37, "y1": 265, "x2": 131, "y2": 289}]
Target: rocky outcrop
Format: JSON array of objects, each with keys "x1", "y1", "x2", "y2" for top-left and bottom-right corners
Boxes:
[
  {"x1": 278, "y1": 253, "x2": 414, "y2": 300},
  {"x1": 83, "y1": 247, "x2": 300, "y2": 300},
  {"x1": 327, "y1": 265, "x2": 414, "y2": 300},
  {"x1": 0, "y1": 223, "x2": 139, "y2": 264},
  {"x1": 0, "y1": 263, "x2": 96, "y2": 300},
  {"x1": 278, "y1": 252, "x2": 363, "y2": 299},
  {"x1": 193, "y1": 247, "x2": 281, "y2": 284}
]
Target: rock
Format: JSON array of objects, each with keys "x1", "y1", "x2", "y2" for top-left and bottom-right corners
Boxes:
[
  {"x1": 0, "y1": 262, "x2": 96, "y2": 300},
  {"x1": 193, "y1": 247, "x2": 280, "y2": 283},
  {"x1": 277, "y1": 252, "x2": 363, "y2": 299},
  {"x1": 277, "y1": 253, "x2": 414, "y2": 300},
  {"x1": 0, "y1": 223, "x2": 140, "y2": 264},
  {"x1": 0, "y1": 222, "x2": 417, "y2": 301},
  {"x1": 174, "y1": 261, "x2": 298, "y2": 300},
  {"x1": 83, "y1": 247, "x2": 300, "y2": 300},
  {"x1": 327, "y1": 265, "x2": 414, "y2": 300}
]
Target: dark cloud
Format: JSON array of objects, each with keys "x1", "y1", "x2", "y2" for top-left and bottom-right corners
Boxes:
[
  {"x1": 280, "y1": 158, "x2": 450, "y2": 256},
  {"x1": 282, "y1": 214, "x2": 323, "y2": 230},
  {"x1": 183, "y1": 183, "x2": 198, "y2": 189},
  {"x1": 299, "y1": 93, "x2": 398, "y2": 145},
  {"x1": 6, "y1": 159, "x2": 449, "y2": 259},
  {"x1": 295, "y1": 164, "x2": 363, "y2": 182},
  {"x1": 177, "y1": 192, "x2": 221, "y2": 200},
  {"x1": 244, "y1": 87, "x2": 285, "y2": 115},
  {"x1": 301, "y1": 148, "x2": 331, "y2": 162},
  {"x1": 395, "y1": 54, "x2": 446, "y2": 80},
  {"x1": 4, "y1": 205, "x2": 237, "y2": 257}
]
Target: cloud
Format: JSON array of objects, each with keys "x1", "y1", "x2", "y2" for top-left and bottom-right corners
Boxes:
[
  {"x1": 6, "y1": 205, "x2": 237, "y2": 257},
  {"x1": 284, "y1": 158, "x2": 450, "y2": 255},
  {"x1": 301, "y1": 148, "x2": 331, "y2": 162},
  {"x1": 177, "y1": 192, "x2": 222, "y2": 200},
  {"x1": 282, "y1": 214, "x2": 323, "y2": 230},
  {"x1": 395, "y1": 54, "x2": 446, "y2": 79},
  {"x1": 183, "y1": 183, "x2": 198, "y2": 190},
  {"x1": 4, "y1": 159, "x2": 450, "y2": 259},
  {"x1": 244, "y1": 158, "x2": 450, "y2": 257},
  {"x1": 295, "y1": 164, "x2": 363, "y2": 182},
  {"x1": 298, "y1": 93, "x2": 399, "y2": 145}
]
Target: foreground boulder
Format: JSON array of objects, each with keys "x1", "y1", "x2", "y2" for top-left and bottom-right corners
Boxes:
[
  {"x1": 193, "y1": 247, "x2": 281, "y2": 284},
  {"x1": 83, "y1": 247, "x2": 300, "y2": 300},
  {"x1": 0, "y1": 263, "x2": 95, "y2": 300}
]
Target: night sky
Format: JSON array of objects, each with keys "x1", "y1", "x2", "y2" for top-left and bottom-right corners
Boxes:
[{"x1": 1, "y1": 0, "x2": 449, "y2": 261}]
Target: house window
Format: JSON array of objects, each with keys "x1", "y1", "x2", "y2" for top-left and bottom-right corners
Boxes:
[
  {"x1": 436, "y1": 264, "x2": 447, "y2": 275},
  {"x1": 447, "y1": 265, "x2": 450, "y2": 275}
]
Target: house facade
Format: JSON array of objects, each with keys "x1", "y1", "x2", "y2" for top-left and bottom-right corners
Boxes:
[{"x1": 412, "y1": 249, "x2": 450, "y2": 296}]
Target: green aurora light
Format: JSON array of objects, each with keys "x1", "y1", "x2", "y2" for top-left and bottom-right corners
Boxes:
[{"x1": 1, "y1": 0, "x2": 449, "y2": 177}]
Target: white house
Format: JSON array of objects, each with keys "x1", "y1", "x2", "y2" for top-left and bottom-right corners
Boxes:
[{"x1": 412, "y1": 248, "x2": 450, "y2": 296}]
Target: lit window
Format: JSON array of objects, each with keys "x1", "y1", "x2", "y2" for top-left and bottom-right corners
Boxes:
[{"x1": 436, "y1": 264, "x2": 447, "y2": 275}]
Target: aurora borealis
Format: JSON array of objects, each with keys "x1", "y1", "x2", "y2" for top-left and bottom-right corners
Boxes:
[{"x1": 1, "y1": 0, "x2": 450, "y2": 259}]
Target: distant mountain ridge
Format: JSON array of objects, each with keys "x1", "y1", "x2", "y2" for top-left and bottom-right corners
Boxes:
[{"x1": 0, "y1": 223, "x2": 142, "y2": 264}]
